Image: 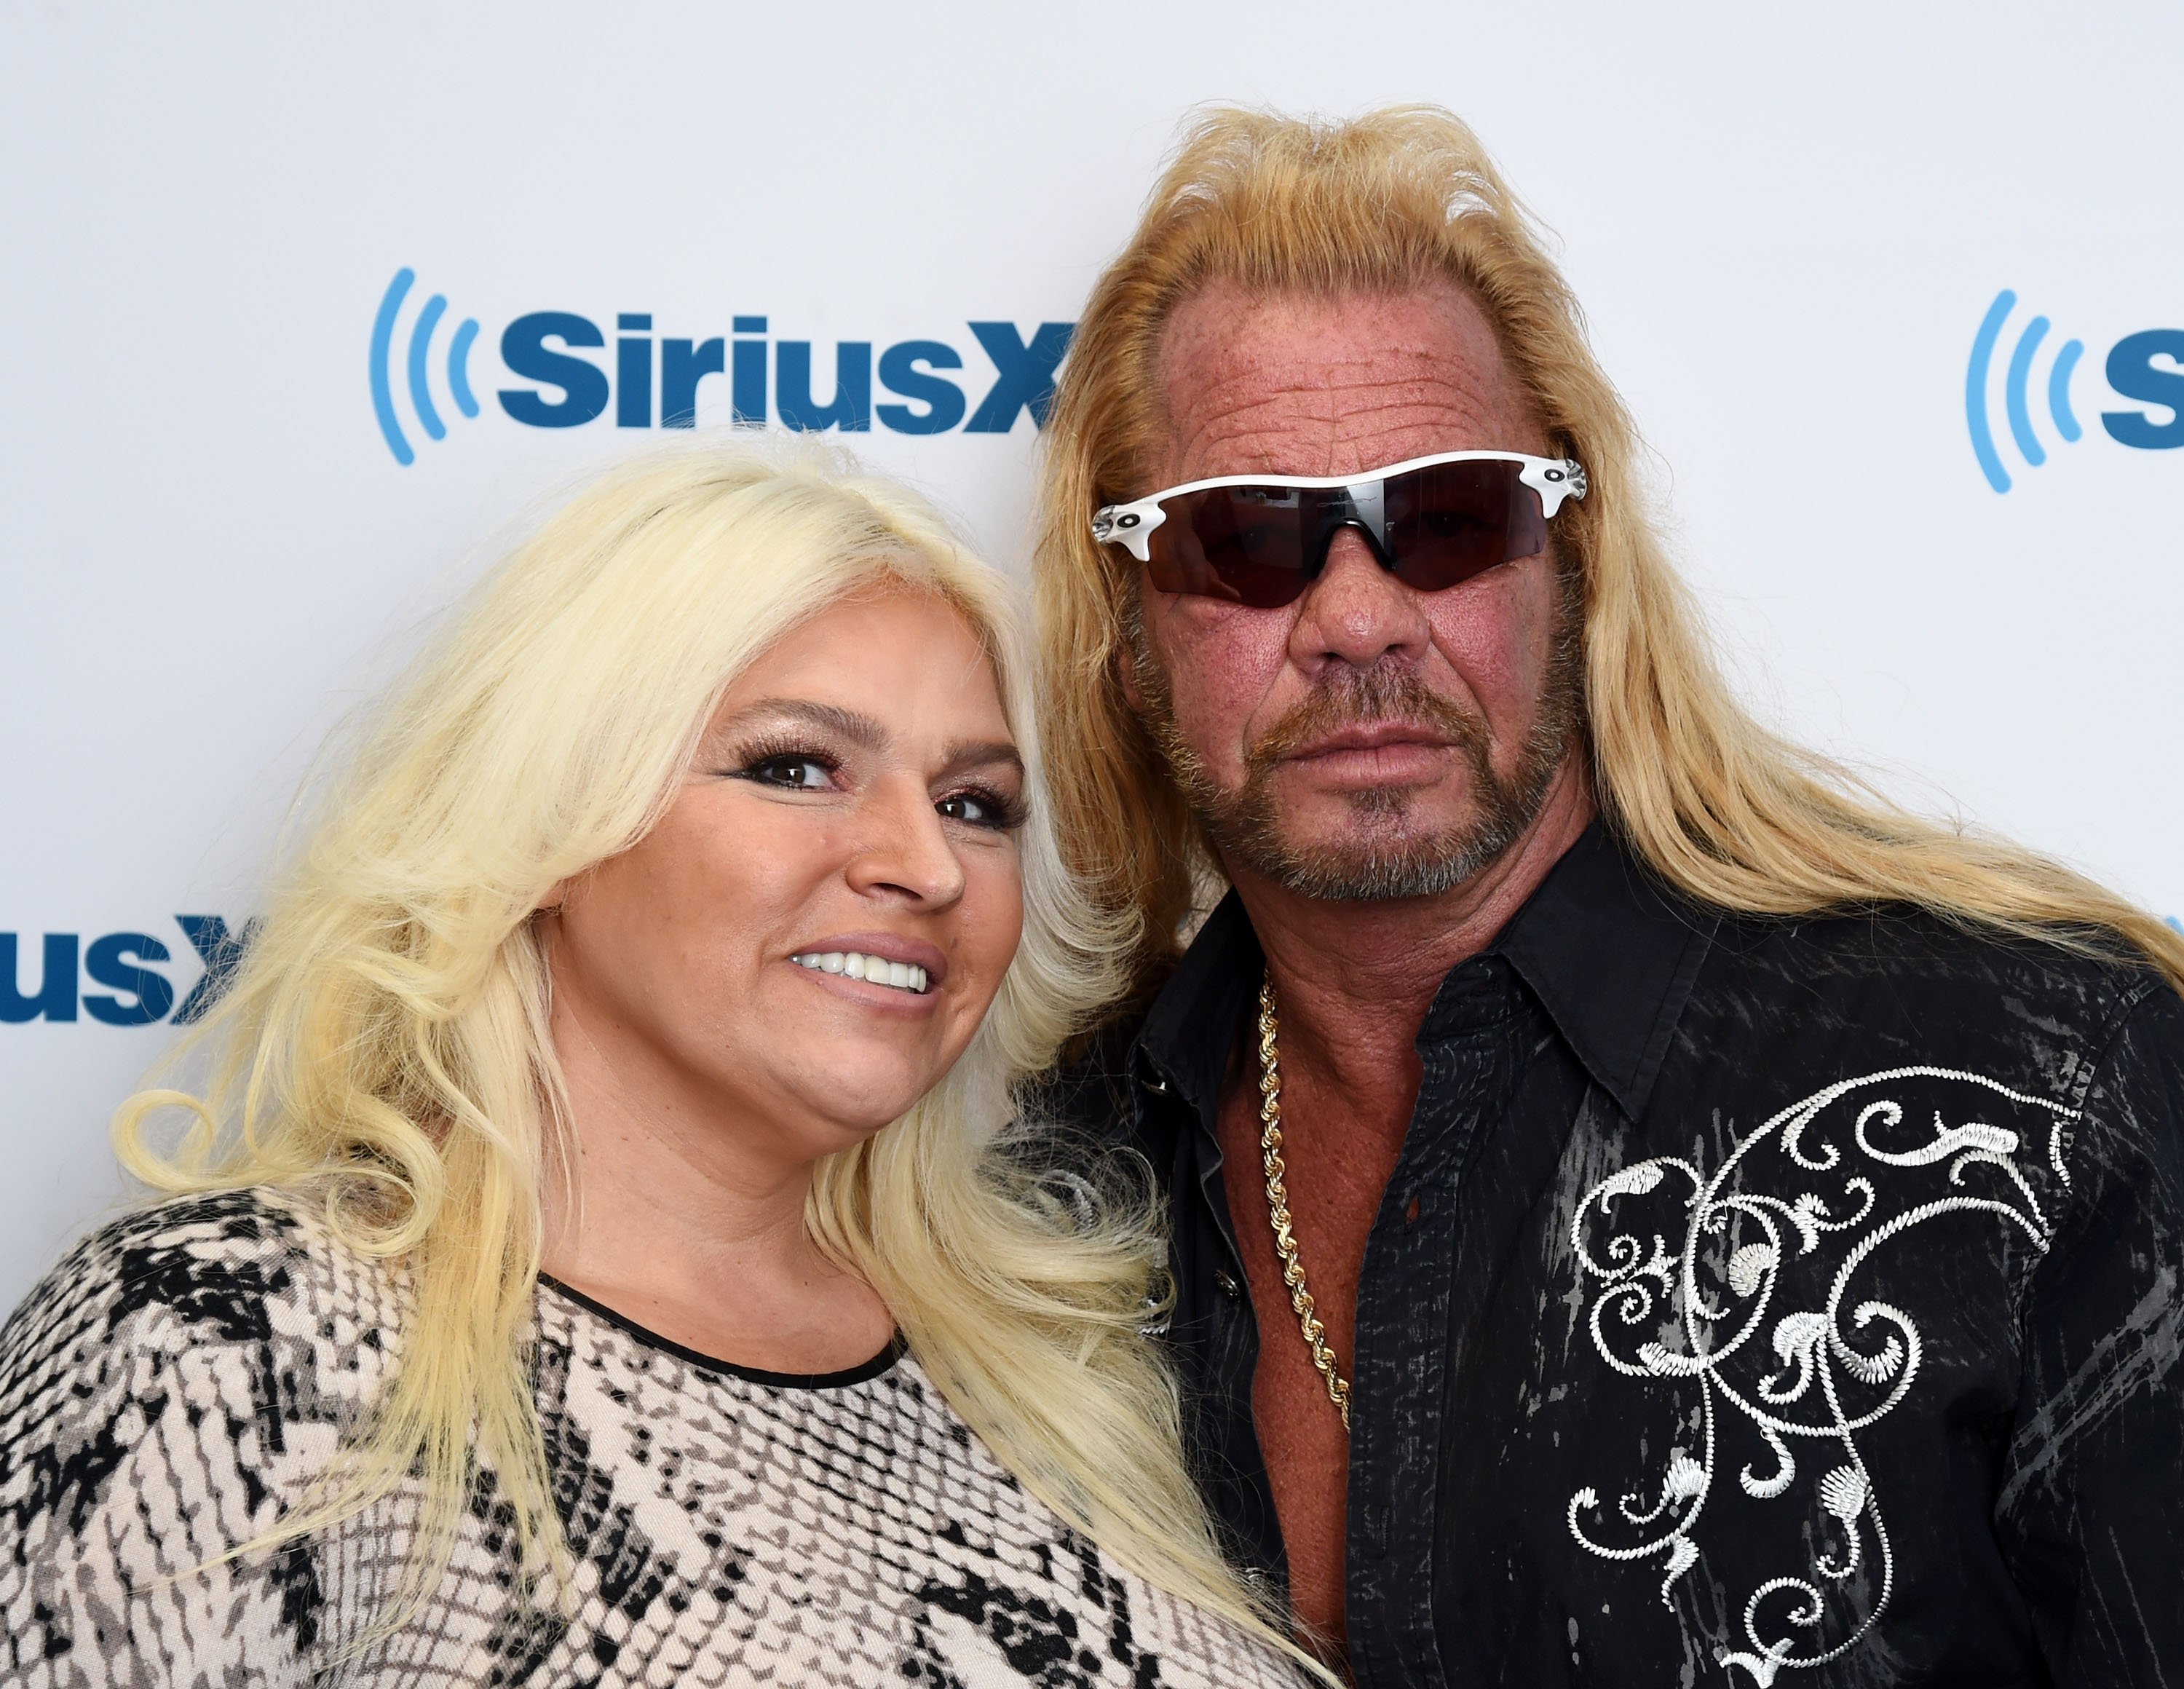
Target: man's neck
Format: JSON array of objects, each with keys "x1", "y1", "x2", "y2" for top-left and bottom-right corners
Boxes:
[{"x1": 1224, "y1": 759, "x2": 1595, "y2": 1100}]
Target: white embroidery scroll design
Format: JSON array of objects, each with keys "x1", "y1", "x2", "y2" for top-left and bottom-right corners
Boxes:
[{"x1": 1564, "y1": 1067, "x2": 2073, "y2": 1686}]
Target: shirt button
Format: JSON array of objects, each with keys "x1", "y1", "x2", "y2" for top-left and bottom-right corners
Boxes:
[{"x1": 1214, "y1": 1268, "x2": 1243, "y2": 1300}]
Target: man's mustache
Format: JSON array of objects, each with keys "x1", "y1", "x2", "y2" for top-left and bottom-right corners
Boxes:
[{"x1": 1247, "y1": 665, "x2": 1490, "y2": 772}]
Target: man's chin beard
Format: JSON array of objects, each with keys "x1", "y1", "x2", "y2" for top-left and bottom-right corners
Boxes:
[
  {"x1": 1191, "y1": 730, "x2": 1570, "y2": 903},
  {"x1": 1219, "y1": 778, "x2": 1553, "y2": 902},
  {"x1": 1126, "y1": 584, "x2": 1584, "y2": 905}
]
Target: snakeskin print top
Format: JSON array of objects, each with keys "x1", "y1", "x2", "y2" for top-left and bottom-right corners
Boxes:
[{"x1": 0, "y1": 1187, "x2": 1302, "y2": 1688}]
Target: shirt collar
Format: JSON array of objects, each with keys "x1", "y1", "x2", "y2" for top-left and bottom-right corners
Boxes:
[
  {"x1": 1131, "y1": 821, "x2": 1714, "y2": 1123},
  {"x1": 1133, "y1": 890, "x2": 1264, "y2": 1118},
  {"x1": 1491, "y1": 821, "x2": 1717, "y2": 1118}
]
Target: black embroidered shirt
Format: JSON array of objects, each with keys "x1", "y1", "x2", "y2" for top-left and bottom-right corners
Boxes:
[{"x1": 1048, "y1": 823, "x2": 2184, "y2": 1688}]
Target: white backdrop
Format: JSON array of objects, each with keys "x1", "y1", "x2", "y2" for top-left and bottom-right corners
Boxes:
[{"x1": 5, "y1": 0, "x2": 2181, "y2": 1308}]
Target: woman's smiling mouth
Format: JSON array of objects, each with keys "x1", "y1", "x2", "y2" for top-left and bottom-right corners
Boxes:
[{"x1": 789, "y1": 950, "x2": 931, "y2": 994}]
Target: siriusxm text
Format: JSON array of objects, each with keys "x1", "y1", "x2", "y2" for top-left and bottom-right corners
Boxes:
[
  {"x1": 499, "y1": 314, "x2": 1073, "y2": 435},
  {"x1": 1, "y1": 917, "x2": 250, "y2": 1027}
]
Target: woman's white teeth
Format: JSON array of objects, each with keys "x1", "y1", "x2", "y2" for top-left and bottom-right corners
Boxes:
[{"x1": 791, "y1": 952, "x2": 929, "y2": 994}]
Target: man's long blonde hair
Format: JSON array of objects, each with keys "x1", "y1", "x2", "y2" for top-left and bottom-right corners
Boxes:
[
  {"x1": 112, "y1": 443, "x2": 1298, "y2": 1658},
  {"x1": 1034, "y1": 104, "x2": 2184, "y2": 997}
]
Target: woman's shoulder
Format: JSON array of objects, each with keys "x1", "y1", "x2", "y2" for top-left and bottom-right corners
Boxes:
[
  {"x1": 0, "y1": 1187, "x2": 404, "y2": 1686},
  {"x1": 0, "y1": 1185, "x2": 400, "y2": 1493},
  {"x1": 4, "y1": 1186, "x2": 389, "y2": 1374}
]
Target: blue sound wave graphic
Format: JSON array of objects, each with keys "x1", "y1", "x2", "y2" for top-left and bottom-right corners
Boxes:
[
  {"x1": 370, "y1": 269, "x2": 481, "y2": 465},
  {"x1": 1966, "y1": 290, "x2": 2084, "y2": 494}
]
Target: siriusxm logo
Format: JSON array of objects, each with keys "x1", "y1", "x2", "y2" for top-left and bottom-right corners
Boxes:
[
  {"x1": 1, "y1": 917, "x2": 251, "y2": 1027},
  {"x1": 369, "y1": 268, "x2": 1072, "y2": 466},
  {"x1": 1966, "y1": 289, "x2": 2184, "y2": 492},
  {"x1": 370, "y1": 271, "x2": 484, "y2": 466}
]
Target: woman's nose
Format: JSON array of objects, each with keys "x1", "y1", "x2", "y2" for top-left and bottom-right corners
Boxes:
[{"x1": 844, "y1": 778, "x2": 966, "y2": 908}]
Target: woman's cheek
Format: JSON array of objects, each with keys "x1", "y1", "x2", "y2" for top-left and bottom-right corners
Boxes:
[
  {"x1": 964, "y1": 852, "x2": 1025, "y2": 1000},
  {"x1": 718, "y1": 803, "x2": 834, "y2": 904}
]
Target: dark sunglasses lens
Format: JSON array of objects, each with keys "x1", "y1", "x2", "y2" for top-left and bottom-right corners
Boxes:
[
  {"x1": 1382, "y1": 459, "x2": 1547, "y2": 590},
  {"x1": 1144, "y1": 486, "x2": 1321, "y2": 608}
]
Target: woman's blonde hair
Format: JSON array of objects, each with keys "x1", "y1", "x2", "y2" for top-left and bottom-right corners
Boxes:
[
  {"x1": 1035, "y1": 104, "x2": 2184, "y2": 997},
  {"x1": 114, "y1": 442, "x2": 1297, "y2": 1659}
]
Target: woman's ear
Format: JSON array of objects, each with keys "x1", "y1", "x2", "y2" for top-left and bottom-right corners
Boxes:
[{"x1": 537, "y1": 860, "x2": 603, "y2": 921}]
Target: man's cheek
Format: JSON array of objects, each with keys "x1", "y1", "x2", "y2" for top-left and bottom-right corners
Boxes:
[
  {"x1": 1426, "y1": 594, "x2": 1550, "y2": 709},
  {"x1": 1177, "y1": 671, "x2": 1257, "y2": 766},
  {"x1": 1178, "y1": 625, "x2": 1286, "y2": 708}
]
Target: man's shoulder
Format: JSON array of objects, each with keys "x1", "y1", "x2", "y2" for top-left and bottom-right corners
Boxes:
[
  {"x1": 1685, "y1": 898, "x2": 2172, "y2": 1099},
  {"x1": 1025, "y1": 1013, "x2": 1156, "y2": 1145},
  {"x1": 1717, "y1": 899, "x2": 2157, "y2": 1002}
]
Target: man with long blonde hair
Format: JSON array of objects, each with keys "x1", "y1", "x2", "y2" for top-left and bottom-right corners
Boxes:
[{"x1": 1033, "y1": 107, "x2": 2184, "y2": 1685}]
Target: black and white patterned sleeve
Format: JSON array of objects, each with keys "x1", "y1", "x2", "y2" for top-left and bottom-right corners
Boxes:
[{"x1": 0, "y1": 1192, "x2": 365, "y2": 1689}]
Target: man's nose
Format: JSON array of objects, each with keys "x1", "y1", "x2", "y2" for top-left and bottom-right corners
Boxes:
[{"x1": 1287, "y1": 526, "x2": 1433, "y2": 673}]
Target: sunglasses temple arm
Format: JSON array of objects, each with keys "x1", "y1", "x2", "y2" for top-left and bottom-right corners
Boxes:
[{"x1": 1091, "y1": 501, "x2": 1164, "y2": 562}]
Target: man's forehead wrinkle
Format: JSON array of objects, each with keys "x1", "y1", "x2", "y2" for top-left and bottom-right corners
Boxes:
[
  {"x1": 1165, "y1": 370, "x2": 1526, "y2": 482},
  {"x1": 1154, "y1": 281, "x2": 1543, "y2": 485},
  {"x1": 1179, "y1": 339, "x2": 1471, "y2": 411}
]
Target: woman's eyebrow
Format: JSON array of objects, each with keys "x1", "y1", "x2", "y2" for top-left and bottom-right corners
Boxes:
[
  {"x1": 939, "y1": 740, "x2": 1025, "y2": 778},
  {"x1": 719, "y1": 701, "x2": 1018, "y2": 776},
  {"x1": 726, "y1": 698, "x2": 888, "y2": 749}
]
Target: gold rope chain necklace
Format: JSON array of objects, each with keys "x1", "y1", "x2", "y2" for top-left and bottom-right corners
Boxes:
[{"x1": 1254, "y1": 973, "x2": 1353, "y2": 1431}]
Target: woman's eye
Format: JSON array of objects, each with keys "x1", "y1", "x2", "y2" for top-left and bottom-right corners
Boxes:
[
  {"x1": 745, "y1": 754, "x2": 836, "y2": 791},
  {"x1": 936, "y1": 791, "x2": 1013, "y2": 828}
]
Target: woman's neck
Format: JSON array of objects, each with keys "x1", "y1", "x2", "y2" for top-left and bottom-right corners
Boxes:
[{"x1": 537, "y1": 981, "x2": 897, "y2": 1375}]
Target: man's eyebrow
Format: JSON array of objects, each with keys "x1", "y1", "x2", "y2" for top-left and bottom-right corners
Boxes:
[{"x1": 721, "y1": 698, "x2": 888, "y2": 748}]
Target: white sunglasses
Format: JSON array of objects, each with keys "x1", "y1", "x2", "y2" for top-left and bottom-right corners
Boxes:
[{"x1": 1091, "y1": 449, "x2": 1586, "y2": 607}]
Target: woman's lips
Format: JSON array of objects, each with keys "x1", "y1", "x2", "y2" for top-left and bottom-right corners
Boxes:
[{"x1": 786, "y1": 932, "x2": 949, "y2": 1000}]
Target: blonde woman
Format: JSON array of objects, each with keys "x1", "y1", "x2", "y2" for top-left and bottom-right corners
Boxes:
[{"x1": 0, "y1": 448, "x2": 1310, "y2": 1687}]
